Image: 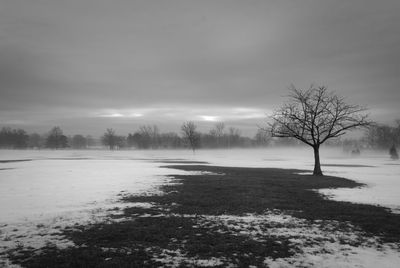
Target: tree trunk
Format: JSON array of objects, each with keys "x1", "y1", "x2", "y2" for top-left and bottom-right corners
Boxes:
[{"x1": 313, "y1": 146, "x2": 323, "y2": 176}]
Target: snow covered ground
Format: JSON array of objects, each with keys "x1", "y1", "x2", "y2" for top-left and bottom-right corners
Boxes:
[
  {"x1": 0, "y1": 150, "x2": 191, "y2": 224},
  {"x1": 0, "y1": 148, "x2": 399, "y2": 267},
  {"x1": 1, "y1": 147, "x2": 399, "y2": 223}
]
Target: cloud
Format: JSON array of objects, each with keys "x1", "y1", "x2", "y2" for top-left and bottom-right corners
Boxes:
[
  {"x1": 0, "y1": 0, "x2": 399, "y2": 133},
  {"x1": 91, "y1": 106, "x2": 266, "y2": 122}
]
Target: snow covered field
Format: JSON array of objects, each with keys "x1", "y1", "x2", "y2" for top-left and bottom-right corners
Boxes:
[
  {"x1": 0, "y1": 150, "x2": 189, "y2": 223},
  {"x1": 0, "y1": 148, "x2": 399, "y2": 267},
  {"x1": 1, "y1": 147, "x2": 399, "y2": 224}
]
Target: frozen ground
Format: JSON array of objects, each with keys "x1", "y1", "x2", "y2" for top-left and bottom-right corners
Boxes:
[{"x1": 0, "y1": 148, "x2": 399, "y2": 267}]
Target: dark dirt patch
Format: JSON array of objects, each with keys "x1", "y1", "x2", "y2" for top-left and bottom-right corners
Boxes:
[
  {"x1": 9, "y1": 210, "x2": 294, "y2": 267},
  {"x1": 127, "y1": 165, "x2": 400, "y2": 242}
]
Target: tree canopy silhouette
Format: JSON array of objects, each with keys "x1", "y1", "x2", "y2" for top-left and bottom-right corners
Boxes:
[
  {"x1": 269, "y1": 86, "x2": 372, "y2": 175},
  {"x1": 46, "y1": 126, "x2": 68, "y2": 149},
  {"x1": 181, "y1": 121, "x2": 200, "y2": 153},
  {"x1": 102, "y1": 128, "x2": 117, "y2": 150}
]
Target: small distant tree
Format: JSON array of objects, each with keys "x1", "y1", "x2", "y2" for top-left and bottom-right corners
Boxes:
[
  {"x1": 12, "y1": 129, "x2": 29, "y2": 148},
  {"x1": 228, "y1": 127, "x2": 241, "y2": 147},
  {"x1": 209, "y1": 122, "x2": 226, "y2": 147},
  {"x1": 71, "y1": 134, "x2": 87, "y2": 149},
  {"x1": 127, "y1": 125, "x2": 160, "y2": 149},
  {"x1": 127, "y1": 132, "x2": 144, "y2": 149},
  {"x1": 115, "y1": 135, "x2": 127, "y2": 148},
  {"x1": 254, "y1": 129, "x2": 270, "y2": 147},
  {"x1": 28, "y1": 133, "x2": 44, "y2": 148},
  {"x1": 181, "y1": 121, "x2": 200, "y2": 153},
  {"x1": 269, "y1": 86, "x2": 371, "y2": 176},
  {"x1": 137, "y1": 125, "x2": 160, "y2": 149},
  {"x1": 364, "y1": 121, "x2": 400, "y2": 150},
  {"x1": 46, "y1": 126, "x2": 68, "y2": 149},
  {"x1": 365, "y1": 125, "x2": 393, "y2": 149},
  {"x1": 159, "y1": 132, "x2": 182, "y2": 148},
  {"x1": 0, "y1": 127, "x2": 12, "y2": 148},
  {"x1": 127, "y1": 133, "x2": 136, "y2": 148},
  {"x1": 86, "y1": 135, "x2": 96, "y2": 147},
  {"x1": 102, "y1": 128, "x2": 117, "y2": 150},
  {"x1": 389, "y1": 144, "x2": 399, "y2": 160}
]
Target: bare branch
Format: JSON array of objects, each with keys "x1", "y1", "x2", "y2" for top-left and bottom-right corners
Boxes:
[{"x1": 268, "y1": 85, "x2": 372, "y2": 147}]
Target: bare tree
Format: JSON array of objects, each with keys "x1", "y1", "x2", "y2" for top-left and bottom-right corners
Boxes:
[
  {"x1": 86, "y1": 135, "x2": 96, "y2": 148},
  {"x1": 269, "y1": 86, "x2": 371, "y2": 176},
  {"x1": 28, "y1": 133, "x2": 44, "y2": 148},
  {"x1": 133, "y1": 125, "x2": 160, "y2": 149},
  {"x1": 214, "y1": 122, "x2": 225, "y2": 137},
  {"x1": 254, "y1": 128, "x2": 271, "y2": 147},
  {"x1": 102, "y1": 128, "x2": 117, "y2": 150},
  {"x1": 365, "y1": 121, "x2": 400, "y2": 150},
  {"x1": 181, "y1": 121, "x2": 200, "y2": 153},
  {"x1": 46, "y1": 126, "x2": 68, "y2": 149},
  {"x1": 0, "y1": 127, "x2": 30, "y2": 149},
  {"x1": 209, "y1": 122, "x2": 226, "y2": 147},
  {"x1": 228, "y1": 127, "x2": 241, "y2": 147},
  {"x1": 214, "y1": 122, "x2": 225, "y2": 147},
  {"x1": 71, "y1": 134, "x2": 87, "y2": 149}
]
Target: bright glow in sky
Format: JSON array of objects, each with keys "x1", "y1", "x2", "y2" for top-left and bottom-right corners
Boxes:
[
  {"x1": 198, "y1": 116, "x2": 220, "y2": 122},
  {"x1": 95, "y1": 107, "x2": 266, "y2": 121}
]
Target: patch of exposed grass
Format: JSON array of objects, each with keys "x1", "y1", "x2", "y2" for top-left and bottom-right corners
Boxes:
[
  {"x1": 9, "y1": 211, "x2": 294, "y2": 267},
  {"x1": 8, "y1": 242, "x2": 158, "y2": 268},
  {"x1": 126, "y1": 165, "x2": 400, "y2": 242}
]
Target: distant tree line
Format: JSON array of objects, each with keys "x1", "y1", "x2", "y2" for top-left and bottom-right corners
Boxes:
[
  {"x1": 0, "y1": 126, "x2": 95, "y2": 149},
  {"x1": 6, "y1": 120, "x2": 397, "y2": 151},
  {"x1": 0, "y1": 127, "x2": 29, "y2": 149},
  {"x1": 364, "y1": 121, "x2": 400, "y2": 149},
  {"x1": 104, "y1": 123, "x2": 271, "y2": 150},
  {"x1": 314, "y1": 121, "x2": 400, "y2": 153},
  {"x1": 0, "y1": 123, "x2": 273, "y2": 150}
]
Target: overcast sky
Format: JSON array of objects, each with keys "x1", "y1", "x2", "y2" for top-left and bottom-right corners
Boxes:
[{"x1": 1, "y1": 0, "x2": 399, "y2": 136}]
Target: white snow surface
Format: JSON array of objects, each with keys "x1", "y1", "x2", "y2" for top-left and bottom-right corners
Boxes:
[
  {"x1": 0, "y1": 148, "x2": 400, "y2": 267},
  {"x1": 1, "y1": 147, "x2": 399, "y2": 221},
  {"x1": 0, "y1": 150, "x2": 190, "y2": 224}
]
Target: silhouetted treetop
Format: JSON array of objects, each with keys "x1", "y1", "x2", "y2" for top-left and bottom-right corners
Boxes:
[{"x1": 269, "y1": 85, "x2": 372, "y2": 175}]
